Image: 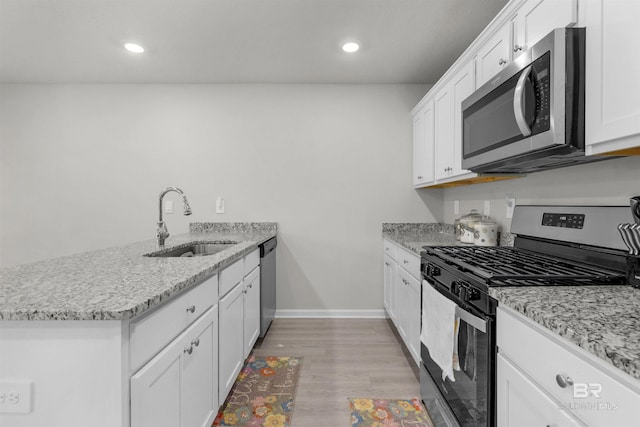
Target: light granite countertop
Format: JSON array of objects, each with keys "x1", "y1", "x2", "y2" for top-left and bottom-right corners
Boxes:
[
  {"x1": 490, "y1": 286, "x2": 640, "y2": 381},
  {"x1": 383, "y1": 222, "x2": 640, "y2": 380},
  {"x1": 382, "y1": 222, "x2": 464, "y2": 254},
  {"x1": 0, "y1": 222, "x2": 276, "y2": 321}
]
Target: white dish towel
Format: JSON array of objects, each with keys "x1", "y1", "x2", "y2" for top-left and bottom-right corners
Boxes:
[{"x1": 421, "y1": 280, "x2": 459, "y2": 382}]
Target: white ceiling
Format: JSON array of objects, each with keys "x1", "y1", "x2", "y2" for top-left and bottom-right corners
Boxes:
[{"x1": 0, "y1": 0, "x2": 509, "y2": 84}]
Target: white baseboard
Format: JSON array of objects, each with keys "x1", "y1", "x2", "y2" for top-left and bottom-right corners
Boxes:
[{"x1": 275, "y1": 309, "x2": 387, "y2": 319}]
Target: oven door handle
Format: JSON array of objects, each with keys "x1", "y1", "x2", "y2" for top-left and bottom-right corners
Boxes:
[
  {"x1": 513, "y1": 65, "x2": 533, "y2": 137},
  {"x1": 456, "y1": 306, "x2": 487, "y2": 334}
]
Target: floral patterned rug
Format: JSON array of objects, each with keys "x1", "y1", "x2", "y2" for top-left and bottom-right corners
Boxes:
[
  {"x1": 213, "y1": 356, "x2": 302, "y2": 427},
  {"x1": 349, "y1": 398, "x2": 433, "y2": 427}
]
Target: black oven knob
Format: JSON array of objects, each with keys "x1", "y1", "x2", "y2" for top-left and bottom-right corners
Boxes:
[
  {"x1": 427, "y1": 265, "x2": 441, "y2": 277},
  {"x1": 467, "y1": 287, "x2": 480, "y2": 301},
  {"x1": 451, "y1": 281, "x2": 460, "y2": 296}
]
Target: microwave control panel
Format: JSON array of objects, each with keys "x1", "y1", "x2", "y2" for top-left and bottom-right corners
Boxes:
[{"x1": 531, "y1": 52, "x2": 551, "y2": 134}]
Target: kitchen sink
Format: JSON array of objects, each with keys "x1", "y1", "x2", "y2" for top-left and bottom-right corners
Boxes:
[{"x1": 145, "y1": 241, "x2": 239, "y2": 258}]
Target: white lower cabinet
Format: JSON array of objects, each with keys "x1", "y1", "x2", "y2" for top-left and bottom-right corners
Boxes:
[
  {"x1": 383, "y1": 254, "x2": 397, "y2": 321},
  {"x1": 497, "y1": 306, "x2": 640, "y2": 427},
  {"x1": 218, "y1": 250, "x2": 262, "y2": 406},
  {"x1": 131, "y1": 306, "x2": 218, "y2": 427},
  {"x1": 243, "y1": 267, "x2": 261, "y2": 358},
  {"x1": 219, "y1": 279, "x2": 245, "y2": 406},
  {"x1": 382, "y1": 239, "x2": 421, "y2": 367},
  {"x1": 497, "y1": 353, "x2": 582, "y2": 427}
]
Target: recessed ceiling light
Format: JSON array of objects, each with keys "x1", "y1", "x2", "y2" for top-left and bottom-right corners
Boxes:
[
  {"x1": 123, "y1": 42, "x2": 145, "y2": 54},
  {"x1": 342, "y1": 42, "x2": 360, "y2": 53}
]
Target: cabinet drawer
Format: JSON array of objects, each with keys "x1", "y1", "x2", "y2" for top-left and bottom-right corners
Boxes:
[
  {"x1": 498, "y1": 307, "x2": 640, "y2": 426},
  {"x1": 130, "y1": 274, "x2": 217, "y2": 372},
  {"x1": 397, "y1": 246, "x2": 420, "y2": 280},
  {"x1": 244, "y1": 248, "x2": 259, "y2": 276},
  {"x1": 220, "y1": 258, "x2": 244, "y2": 298},
  {"x1": 383, "y1": 239, "x2": 397, "y2": 261}
]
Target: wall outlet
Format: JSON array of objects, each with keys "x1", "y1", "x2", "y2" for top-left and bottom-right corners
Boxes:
[
  {"x1": 216, "y1": 197, "x2": 225, "y2": 214},
  {"x1": 454, "y1": 200, "x2": 460, "y2": 215},
  {"x1": 0, "y1": 380, "x2": 32, "y2": 414},
  {"x1": 484, "y1": 200, "x2": 491, "y2": 217},
  {"x1": 164, "y1": 200, "x2": 174, "y2": 214}
]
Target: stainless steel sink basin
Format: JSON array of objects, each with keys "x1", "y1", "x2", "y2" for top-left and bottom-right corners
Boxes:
[{"x1": 145, "y1": 241, "x2": 239, "y2": 258}]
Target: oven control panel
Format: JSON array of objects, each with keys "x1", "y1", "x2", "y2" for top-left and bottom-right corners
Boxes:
[{"x1": 542, "y1": 212, "x2": 585, "y2": 229}]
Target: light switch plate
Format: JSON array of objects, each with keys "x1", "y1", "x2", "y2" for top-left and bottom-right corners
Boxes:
[
  {"x1": 506, "y1": 194, "x2": 516, "y2": 219},
  {"x1": 164, "y1": 200, "x2": 174, "y2": 214},
  {"x1": 484, "y1": 200, "x2": 491, "y2": 216},
  {"x1": 454, "y1": 200, "x2": 460, "y2": 215},
  {"x1": 216, "y1": 197, "x2": 225, "y2": 214}
]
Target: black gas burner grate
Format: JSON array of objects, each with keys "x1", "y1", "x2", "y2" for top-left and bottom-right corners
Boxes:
[{"x1": 424, "y1": 246, "x2": 625, "y2": 287}]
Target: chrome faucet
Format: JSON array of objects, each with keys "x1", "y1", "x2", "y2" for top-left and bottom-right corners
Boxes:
[{"x1": 157, "y1": 186, "x2": 192, "y2": 247}]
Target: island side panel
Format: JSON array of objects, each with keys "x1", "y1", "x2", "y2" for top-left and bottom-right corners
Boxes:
[{"x1": 0, "y1": 319, "x2": 128, "y2": 427}]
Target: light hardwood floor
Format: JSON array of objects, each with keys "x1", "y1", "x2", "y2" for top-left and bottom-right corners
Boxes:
[{"x1": 251, "y1": 318, "x2": 422, "y2": 426}]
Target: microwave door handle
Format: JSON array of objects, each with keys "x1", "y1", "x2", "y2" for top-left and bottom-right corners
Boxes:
[{"x1": 513, "y1": 65, "x2": 533, "y2": 137}]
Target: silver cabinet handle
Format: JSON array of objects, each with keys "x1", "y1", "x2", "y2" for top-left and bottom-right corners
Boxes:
[
  {"x1": 385, "y1": 262, "x2": 390, "y2": 266},
  {"x1": 499, "y1": 58, "x2": 507, "y2": 65},
  {"x1": 417, "y1": 175, "x2": 423, "y2": 180},
  {"x1": 248, "y1": 283, "x2": 253, "y2": 288},
  {"x1": 403, "y1": 260, "x2": 409, "y2": 264},
  {"x1": 191, "y1": 338, "x2": 200, "y2": 347},
  {"x1": 513, "y1": 44, "x2": 523, "y2": 52},
  {"x1": 186, "y1": 305, "x2": 196, "y2": 313},
  {"x1": 555, "y1": 374, "x2": 574, "y2": 388},
  {"x1": 514, "y1": 65, "x2": 533, "y2": 137},
  {"x1": 184, "y1": 345, "x2": 193, "y2": 355}
]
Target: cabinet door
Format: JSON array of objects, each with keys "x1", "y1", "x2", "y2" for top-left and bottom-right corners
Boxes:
[
  {"x1": 383, "y1": 255, "x2": 395, "y2": 320},
  {"x1": 219, "y1": 282, "x2": 245, "y2": 406},
  {"x1": 413, "y1": 100, "x2": 435, "y2": 186},
  {"x1": 497, "y1": 354, "x2": 582, "y2": 427},
  {"x1": 476, "y1": 22, "x2": 511, "y2": 87},
  {"x1": 243, "y1": 268, "x2": 261, "y2": 359},
  {"x1": 405, "y1": 272, "x2": 421, "y2": 366},
  {"x1": 131, "y1": 345, "x2": 181, "y2": 427},
  {"x1": 451, "y1": 61, "x2": 476, "y2": 177},
  {"x1": 131, "y1": 307, "x2": 218, "y2": 427},
  {"x1": 181, "y1": 307, "x2": 218, "y2": 427},
  {"x1": 585, "y1": 0, "x2": 640, "y2": 155},
  {"x1": 513, "y1": 0, "x2": 578, "y2": 58},
  {"x1": 434, "y1": 85, "x2": 454, "y2": 180},
  {"x1": 396, "y1": 269, "x2": 409, "y2": 341}
]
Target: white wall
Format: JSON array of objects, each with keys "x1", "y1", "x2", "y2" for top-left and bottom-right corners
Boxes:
[
  {"x1": 0, "y1": 83, "x2": 441, "y2": 311},
  {"x1": 441, "y1": 156, "x2": 640, "y2": 232}
]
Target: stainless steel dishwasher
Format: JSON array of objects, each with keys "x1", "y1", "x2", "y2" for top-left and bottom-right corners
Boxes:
[{"x1": 259, "y1": 237, "x2": 277, "y2": 337}]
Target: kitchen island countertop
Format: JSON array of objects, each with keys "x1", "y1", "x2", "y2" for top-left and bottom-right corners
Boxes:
[{"x1": 0, "y1": 222, "x2": 276, "y2": 321}]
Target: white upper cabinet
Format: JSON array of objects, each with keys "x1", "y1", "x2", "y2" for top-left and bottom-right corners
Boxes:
[
  {"x1": 584, "y1": 0, "x2": 640, "y2": 155},
  {"x1": 512, "y1": 0, "x2": 578, "y2": 58},
  {"x1": 413, "y1": 100, "x2": 436, "y2": 187},
  {"x1": 434, "y1": 85, "x2": 455, "y2": 180},
  {"x1": 451, "y1": 61, "x2": 477, "y2": 177},
  {"x1": 475, "y1": 22, "x2": 512, "y2": 88}
]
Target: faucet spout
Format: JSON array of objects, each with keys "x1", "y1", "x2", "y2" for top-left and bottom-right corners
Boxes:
[{"x1": 157, "y1": 186, "x2": 192, "y2": 247}]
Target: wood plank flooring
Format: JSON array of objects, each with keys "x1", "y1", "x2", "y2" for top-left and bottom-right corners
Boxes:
[{"x1": 251, "y1": 318, "x2": 422, "y2": 426}]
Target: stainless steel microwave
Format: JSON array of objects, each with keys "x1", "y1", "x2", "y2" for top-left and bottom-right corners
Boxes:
[{"x1": 461, "y1": 27, "x2": 604, "y2": 174}]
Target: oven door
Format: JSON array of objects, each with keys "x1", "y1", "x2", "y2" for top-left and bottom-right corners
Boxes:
[{"x1": 421, "y1": 280, "x2": 495, "y2": 427}]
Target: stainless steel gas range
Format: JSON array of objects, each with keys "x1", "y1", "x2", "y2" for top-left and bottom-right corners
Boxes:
[{"x1": 420, "y1": 205, "x2": 633, "y2": 427}]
